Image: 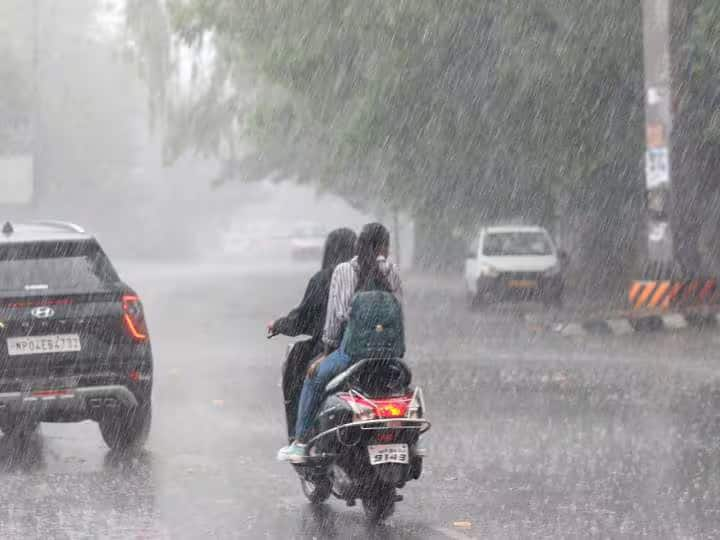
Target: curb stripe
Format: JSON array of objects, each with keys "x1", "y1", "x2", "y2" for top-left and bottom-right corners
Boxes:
[
  {"x1": 663, "y1": 283, "x2": 684, "y2": 309},
  {"x1": 629, "y1": 282, "x2": 643, "y2": 302},
  {"x1": 661, "y1": 313, "x2": 688, "y2": 329},
  {"x1": 636, "y1": 282, "x2": 657, "y2": 308},
  {"x1": 684, "y1": 280, "x2": 700, "y2": 302},
  {"x1": 606, "y1": 319, "x2": 635, "y2": 335},
  {"x1": 698, "y1": 279, "x2": 716, "y2": 303},
  {"x1": 554, "y1": 311, "x2": 720, "y2": 337},
  {"x1": 560, "y1": 323, "x2": 586, "y2": 337},
  {"x1": 648, "y1": 281, "x2": 671, "y2": 308}
]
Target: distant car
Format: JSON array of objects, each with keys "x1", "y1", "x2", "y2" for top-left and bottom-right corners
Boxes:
[
  {"x1": 221, "y1": 219, "x2": 272, "y2": 256},
  {"x1": 464, "y1": 225, "x2": 566, "y2": 308},
  {"x1": 0, "y1": 221, "x2": 153, "y2": 450},
  {"x1": 290, "y1": 222, "x2": 327, "y2": 261},
  {"x1": 220, "y1": 220, "x2": 288, "y2": 260}
]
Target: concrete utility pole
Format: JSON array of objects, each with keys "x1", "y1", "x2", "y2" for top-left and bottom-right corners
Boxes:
[{"x1": 641, "y1": 0, "x2": 674, "y2": 276}]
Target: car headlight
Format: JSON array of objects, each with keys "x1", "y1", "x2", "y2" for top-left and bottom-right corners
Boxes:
[
  {"x1": 544, "y1": 264, "x2": 561, "y2": 277},
  {"x1": 479, "y1": 264, "x2": 500, "y2": 278}
]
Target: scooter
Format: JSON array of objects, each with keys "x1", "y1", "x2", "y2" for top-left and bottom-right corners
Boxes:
[{"x1": 278, "y1": 339, "x2": 430, "y2": 522}]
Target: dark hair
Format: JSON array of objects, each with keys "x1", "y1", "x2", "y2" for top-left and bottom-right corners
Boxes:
[
  {"x1": 322, "y1": 228, "x2": 357, "y2": 270},
  {"x1": 355, "y1": 223, "x2": 392, "y2": 292}
]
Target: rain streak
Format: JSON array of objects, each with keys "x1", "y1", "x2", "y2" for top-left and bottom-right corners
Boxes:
[{"x1": 0, "y1": 1, "x2": 719, "y2": 539}]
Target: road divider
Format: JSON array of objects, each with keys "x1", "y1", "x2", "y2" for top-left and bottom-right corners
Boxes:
[{"x1": 544, "y1": 307, "x2": 720, "y2": 337}]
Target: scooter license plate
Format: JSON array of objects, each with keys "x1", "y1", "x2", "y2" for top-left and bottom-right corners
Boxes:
[{"x1": 368, "y1": 444, "x2": 409, "y2": 465}]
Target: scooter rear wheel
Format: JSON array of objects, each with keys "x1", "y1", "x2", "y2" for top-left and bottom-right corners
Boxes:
[
  {"x1": 301, "y1": 477, "x2": 332, "y2": 504},
  {"x1": 362, "y1": 487, "x2": 396, "y2": 522}
]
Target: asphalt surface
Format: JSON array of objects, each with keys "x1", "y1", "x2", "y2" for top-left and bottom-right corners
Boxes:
[{"x1": 2, "y1": 259, "x2": 720, "y2": 539}]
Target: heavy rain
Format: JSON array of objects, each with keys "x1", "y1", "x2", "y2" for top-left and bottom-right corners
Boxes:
[{"x1": 1, "y1": 0, "x2": 720, "y2": 538}]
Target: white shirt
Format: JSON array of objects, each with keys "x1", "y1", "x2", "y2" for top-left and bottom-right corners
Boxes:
[{"x1": 322, "y1": 256, "x2": 403, "y2": 348}]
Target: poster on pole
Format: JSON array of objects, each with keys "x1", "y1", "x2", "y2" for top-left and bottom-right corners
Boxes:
[
  {"x1": 648, "y1": 219, "x2": 673, "y2": 263},
  {"x1": 646, "y1": 122, "x2": 665, "y2": 148},
  {"x1": 645, "y1": 147, "x2": 669, "y2": 190}
]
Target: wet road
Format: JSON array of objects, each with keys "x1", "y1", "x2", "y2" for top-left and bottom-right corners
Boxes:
[{"x1": 2, "y1": 260, "x2": 720, "y2": 538}]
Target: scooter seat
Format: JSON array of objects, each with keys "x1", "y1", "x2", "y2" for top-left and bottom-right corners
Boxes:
[{"x1": 324, "y1": 357, "x2": 412, "y2": 396}]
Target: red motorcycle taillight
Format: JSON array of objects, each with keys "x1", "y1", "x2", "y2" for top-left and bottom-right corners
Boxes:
[
  {"x1": 122, "y1": 294, "x2": 148, "y2": 342},
  {"x1": 339, "y1": 393, "x2": 414, "y2": 421},
  {"x1": 374, "y1": 401, "x2": 410, "y2": 419}
]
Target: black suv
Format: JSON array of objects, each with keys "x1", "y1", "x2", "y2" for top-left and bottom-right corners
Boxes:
[{"x1": 0, "y1": 221, "x2": 152, "y2": 450}]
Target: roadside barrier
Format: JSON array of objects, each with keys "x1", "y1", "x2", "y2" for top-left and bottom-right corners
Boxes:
[{"x1": 629, "y1": 279, "x2": 718, "y2": 310}]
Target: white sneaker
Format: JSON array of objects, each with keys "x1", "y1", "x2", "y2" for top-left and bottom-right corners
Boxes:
[{"x1": 277, "y1": 442, "x2": 308, "y2": 463}]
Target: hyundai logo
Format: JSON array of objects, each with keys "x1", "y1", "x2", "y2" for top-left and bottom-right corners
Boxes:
[{"x1": 30, "y1": 306, "x2": 55, "y2": 319}]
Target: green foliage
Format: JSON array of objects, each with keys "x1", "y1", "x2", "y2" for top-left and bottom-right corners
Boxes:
[
  {"x1": 152, "y1": 2, "x2": 643, "y2": 214},
  {"x1": 686, "y1": 1, "x2": 720, "y2": 162},
  {"x1": 129, "y1": 1, "x2": 720, "y2": 272}
]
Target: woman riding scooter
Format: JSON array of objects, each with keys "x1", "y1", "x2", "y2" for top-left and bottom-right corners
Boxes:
[
  {"x1": 268, "y1": 228, "x2": 357, "y2": 440},
  {"x1": 278, "y1": 223, "x2": 403, "y2": 462}
]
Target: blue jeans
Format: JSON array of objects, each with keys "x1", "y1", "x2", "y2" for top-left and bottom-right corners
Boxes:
[{"x1": 294, "y1": 346, "x2": 353, "y2": 442}]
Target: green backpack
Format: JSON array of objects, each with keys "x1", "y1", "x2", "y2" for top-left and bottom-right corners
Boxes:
[{"x1": 343, "y1": 282, "x2": 405, "y2": 360}]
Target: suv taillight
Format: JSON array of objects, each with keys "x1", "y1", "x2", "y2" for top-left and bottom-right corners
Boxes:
[{"x1": 122, "y1": 294, "x2": 148, "y2": 341}]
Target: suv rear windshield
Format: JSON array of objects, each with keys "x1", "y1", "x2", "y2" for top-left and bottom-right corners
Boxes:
[
  {"x1": 483, "y1": 232, "x2": 553, "y2": 256},
  {"x1": 0, "y1": 241, "x2": 118, "y2": 293}
]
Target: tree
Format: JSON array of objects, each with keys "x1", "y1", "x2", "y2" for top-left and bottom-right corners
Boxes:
[
  {"x1": 671, "y1": 0, "x2": 720, "y2": 272},
  {"x1": 131, "y1": 1, "x2": 720, "y2": 278}
]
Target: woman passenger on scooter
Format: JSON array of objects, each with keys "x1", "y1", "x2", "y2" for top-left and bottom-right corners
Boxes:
[
  {"x1": 268, "y1": 228, "x2": 357, "y2": 440},
  {"x1": 277, "y1": 223, "x2": 402, "y2": 463}
]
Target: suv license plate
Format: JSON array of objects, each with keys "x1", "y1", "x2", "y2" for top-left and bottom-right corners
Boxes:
[
  {"x1": 368, "y1": 444, "x2": 409, "y2": 465},
  {"x1": 508, "y1": 279, "x2": 537, "y2": 289},
  {"x1": 7, "y1": 334, "x2": 82, "y2": 356}
]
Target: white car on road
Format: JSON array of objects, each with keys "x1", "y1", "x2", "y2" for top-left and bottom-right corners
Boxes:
[{"x1": 464, "y1": 225, "x2": 566, "y2": 308}]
